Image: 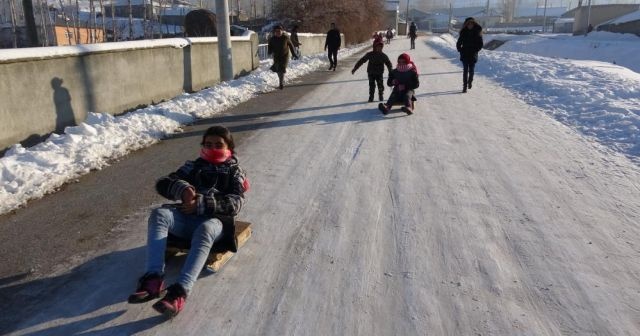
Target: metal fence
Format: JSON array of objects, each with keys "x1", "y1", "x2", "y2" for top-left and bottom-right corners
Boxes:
[{"x1": 258, "y1": 43, "x2": 268, "y2": 60}]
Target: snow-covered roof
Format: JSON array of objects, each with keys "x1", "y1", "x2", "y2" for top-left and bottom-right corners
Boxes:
[{"x1": 607, "y1": 10, "x2": 640, "y2": 25}]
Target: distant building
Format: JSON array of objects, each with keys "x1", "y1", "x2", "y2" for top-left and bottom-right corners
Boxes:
[
  {"x1": 597, "y1": 9, "x2": 640, "y2": 36},
  {"x1": 384, "y1": 0, "x2": 399, "y2": 32},
  {"x1": 573, "y1": 4, "x2": 640, "y2": 35}
]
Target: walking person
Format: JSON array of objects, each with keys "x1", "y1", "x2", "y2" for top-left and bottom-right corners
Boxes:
[
  {"x1": 408, "y1": 22, "x2": 417, "y2": 49},
  {"x1": 268, "y1": 24, "x2": 297, "y2": 89},
  {"x1": 378, "y1": 53, "x2": 419, "y2": 115},
  {"x1": 351, "y1": 41, "x2": 393, "y2": 102},
  {"x1": 456, "y1": 17, "x2": 483, "y2": 93},
  {"x1": 324, "y1": 22, "x2": 341, "y2": 71},
  {"x1": 128, "y1": 125, "x2": 249, "y2": 317},
  {"x1": 290, "y1": 25, "x2": 301, "y2": 59},
  {"x1": 385, "y1": 27, "x2": 393, "y2": 44}
]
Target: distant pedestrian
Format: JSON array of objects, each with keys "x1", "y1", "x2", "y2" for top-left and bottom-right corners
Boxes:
[
  {"x1": 351, "y1": 41, "x2": 393, "y2": 102},
  {"x1": 408, "y1": 22, "x2": 417, "y2": 49},
  {"x1": 385, "y1": 27, "x2": 393, "y2": 44},
  {"x1": 268, "y1": 24, "x2": 297, "y2": 89},
  {"x1": 378, "y1": 53, "x2": 419, "y2": 115},
  {"x1": 373, "y1": 31, "x2": 384, "y2": 45},
  {"x1": 456, "y1": 17, "x2": 483, "y2": 93},
  {"x1": 324, "y1": 23, "x2": 341, "y2": 71},
  {"x1": 290, "y1": 25, "x2": 301, "y2": 59}
]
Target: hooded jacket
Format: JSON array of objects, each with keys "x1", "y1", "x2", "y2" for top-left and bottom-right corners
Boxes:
[{"x1": 456, "y1": 19, "x2": 484, "y2": 63}]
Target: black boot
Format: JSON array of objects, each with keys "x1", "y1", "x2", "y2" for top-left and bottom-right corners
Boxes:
[
  {"x1": 462, "y1": 83, "x2": 467, "y2": 93},
  {"x1": 468, "y1": 81, "x2": 473, "y2": 89},
  {"x1": 379, "y1": 93, "x2": 384, "y2": 101},
  {"x1": 368, "y1": 95, "x2": 374, "y2": 102}
]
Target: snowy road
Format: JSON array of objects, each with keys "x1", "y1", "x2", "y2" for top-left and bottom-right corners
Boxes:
[{"x1": 3, "y1": 37, "x2": 640, "y2": 335}]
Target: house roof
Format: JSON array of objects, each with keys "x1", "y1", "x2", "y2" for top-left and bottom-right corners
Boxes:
[{"x1": 603, "y1": 9, "x2": 640, "y2": 25}]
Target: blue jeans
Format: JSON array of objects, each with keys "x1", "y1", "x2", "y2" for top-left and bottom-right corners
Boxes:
[{"x1": 146, "y1": 206, "x2": 223, "y2": 292}]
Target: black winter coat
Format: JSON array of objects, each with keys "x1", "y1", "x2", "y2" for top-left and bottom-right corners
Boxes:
[
  {"x1": 387, "y1": 68, "x2": 419, "y2": 92},
  {"x1": 352, "y1": 51, "x2": 393, "y2": 75},
  {"x1": 325, "y1": 29, "x2": 341, "y2": 50},
  {"x1": 456, "y1": 24, "x2": 483, "y2": 63}
]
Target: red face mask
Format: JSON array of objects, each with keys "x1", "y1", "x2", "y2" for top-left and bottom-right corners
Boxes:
[{"x1": 200, "y1": 148, "x2": 232, "y2": 164}]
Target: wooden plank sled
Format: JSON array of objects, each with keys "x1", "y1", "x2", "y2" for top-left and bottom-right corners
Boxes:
[{"x1": 165, "y1": 221, "x2": 252, "y2": 273}]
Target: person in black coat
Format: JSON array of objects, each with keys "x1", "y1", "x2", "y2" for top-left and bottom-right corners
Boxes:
[
  {"x1": 351, "y1": 41, "x2": 393, "y2": 102},
  {"x1": 456, "y1": 17, "x2": 483, "y2": 93},
  {"x1": 324, "y1": 23, "x2": 341, "y2": 71},
  {"x1": 408, "y1": 22, "x2": 417, "y2": 49}
]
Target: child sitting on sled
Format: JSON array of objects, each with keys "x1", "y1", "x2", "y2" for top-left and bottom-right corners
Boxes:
[
  {"x1": 128, "y1": 125, "x2": 249, "y2": 317},
  {"x1": 378, "y1": 53, "x2": 419, "y2": 115}
]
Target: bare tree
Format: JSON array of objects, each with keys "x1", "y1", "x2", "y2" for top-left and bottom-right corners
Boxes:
[
  {"x1": 273, "y1": 0, "x2": 384, "y2": 43},
  {"x1": 98, "y1": 0, "x2": 105, "y2": 41},
  {"x1": 111, "y1": 0, "x2": 117, "y2": 41},
  {"x1": 74, "y1": 0, "x2": 80, "y2": 43},
  {"x1": 23, "y1": 0, "x2": 39, "y2": 46},
  {"x1": 38, "y1": 0, "x2": 49, "y2": 46},
  {"x1": 57, "y1": 0, "x2": 73, "y2": 44},
  {"x1": 128, "y1": 0, "x2": 133, "y2": 39},
  {"x1": 9, "y1": 0, "x2": 18, "y2": 47}
]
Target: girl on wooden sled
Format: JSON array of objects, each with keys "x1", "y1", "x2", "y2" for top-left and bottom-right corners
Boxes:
[{"x1": 378, "y1": 53, "x2": 419, "y2": 115}]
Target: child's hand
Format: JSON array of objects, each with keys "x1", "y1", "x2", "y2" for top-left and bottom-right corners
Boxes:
[
  {"x1": 392, "y1": 79, "x2": 399, "y2": 86},
  {"x1": 398, "y1": 84, "x2": 405, "y2": 91},
  {"x1": 351, "y1": 69, "x2": 355, "y2": 75}
]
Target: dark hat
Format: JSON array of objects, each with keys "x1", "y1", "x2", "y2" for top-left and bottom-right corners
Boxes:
[
  {"x1": 273, "y1": 24, "x2": 283, "y2": 30},
  {"x1": 464, "y1": 17, "x2": 475, "y2": 23}
]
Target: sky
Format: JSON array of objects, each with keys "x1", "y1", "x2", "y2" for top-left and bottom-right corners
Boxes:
[{"x1": 0, "y1": 31, "x2": 639, "y2": 216}]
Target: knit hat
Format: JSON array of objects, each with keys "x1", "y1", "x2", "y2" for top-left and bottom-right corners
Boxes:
[
  {"x1": 464, "y1": 17, "x2": 475, "y2": 24},
  {"x1": 373, "y1": 41, "x2": 384, "y2": 49},
  {"x1": 397, "y1": 53, "x2": 418, "y2": 74}
]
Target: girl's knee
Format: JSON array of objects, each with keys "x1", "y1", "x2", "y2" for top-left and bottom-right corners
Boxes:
[
  {"x1": 198, "y1": 219, "x2": 223, "y2": 240},
  {"x1": 148, "y1": 207, "x2": 174, "y2": 228}
]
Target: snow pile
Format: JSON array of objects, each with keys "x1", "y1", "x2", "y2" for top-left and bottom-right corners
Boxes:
[
  {"x1": 483, "y1": 32, "x2": 640, "y2": 73},
  {"x1": 430, "y1": 33, "x2": 640, "y2": 164},
  {"x1": 0, "y1": 45, "x2": 366, "y2": 215}
]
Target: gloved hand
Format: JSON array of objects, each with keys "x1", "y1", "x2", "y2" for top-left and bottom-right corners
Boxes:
[{"x1": 351, "y1": 69, "x2": 355, "y2": 75}]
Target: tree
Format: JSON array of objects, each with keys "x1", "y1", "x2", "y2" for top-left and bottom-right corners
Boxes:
[
  {"x1": 23, "y1": 0, "x2": 39, "y2": 46},
  {"x1": 273, "y1": 0, "x2": 384, "y2": 43}
]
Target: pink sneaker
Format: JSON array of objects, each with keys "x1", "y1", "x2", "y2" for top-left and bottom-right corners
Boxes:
[
  {"x1": 128, "y1": 273, "x2": 165, "y2": 304},
  {"x1": 152, "y1": 283, "x2": 187, "y2": 317}
]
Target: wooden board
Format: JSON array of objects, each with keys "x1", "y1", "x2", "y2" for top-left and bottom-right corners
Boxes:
[
  {"x1": 206, "y1": 221, "x2": 252, "y2": 272},
  {"x1": 165, "y1": 221, "x2": 252, "y2": 273}
]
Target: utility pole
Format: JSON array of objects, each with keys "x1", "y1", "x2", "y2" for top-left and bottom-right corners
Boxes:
[
  {"x1": 585, "y1": 0, "x2": 592, "y2": 35},
  {"x1": 406, "y1": 0, "x2": 410, "y2": 27},
  {"x1": 542, "y1": 0, "x2": 548, "y2": 32},
  {"x1": 216, "y1": 0, "x2": 234, "y2": 81}
]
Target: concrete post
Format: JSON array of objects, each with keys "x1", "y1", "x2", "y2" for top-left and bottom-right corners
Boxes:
[{"x1": 216, "y1": 0, "x2": 234, "y2": 81}]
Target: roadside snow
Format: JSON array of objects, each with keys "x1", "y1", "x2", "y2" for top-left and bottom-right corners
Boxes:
[{"x1": 430, "y1": 33, "x2": 640, "y2": 164}]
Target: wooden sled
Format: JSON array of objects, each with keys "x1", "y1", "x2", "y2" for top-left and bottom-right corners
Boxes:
[{"x1": 165, "y1": 220, "x2": 252, "y2": 273}]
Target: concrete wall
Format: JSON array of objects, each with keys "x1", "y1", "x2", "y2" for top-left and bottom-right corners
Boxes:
[
  {"x1": 0, "y1": 33, "x2": 260, "y2": 151},
  {"x1": 297, "y1": 33, "x2": 332, "y2": 57}
]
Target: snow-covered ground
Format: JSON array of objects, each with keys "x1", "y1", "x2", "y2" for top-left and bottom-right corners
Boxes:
[
  {"x1": 430, "y1": 32, "x2": 640, "y2": 165},
  {"x1": 0, "y1": 32, "x2": 639, "y2": 218},
  {"x1": 4, "y1": 36, "x2": 640, "y2": 336}
]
